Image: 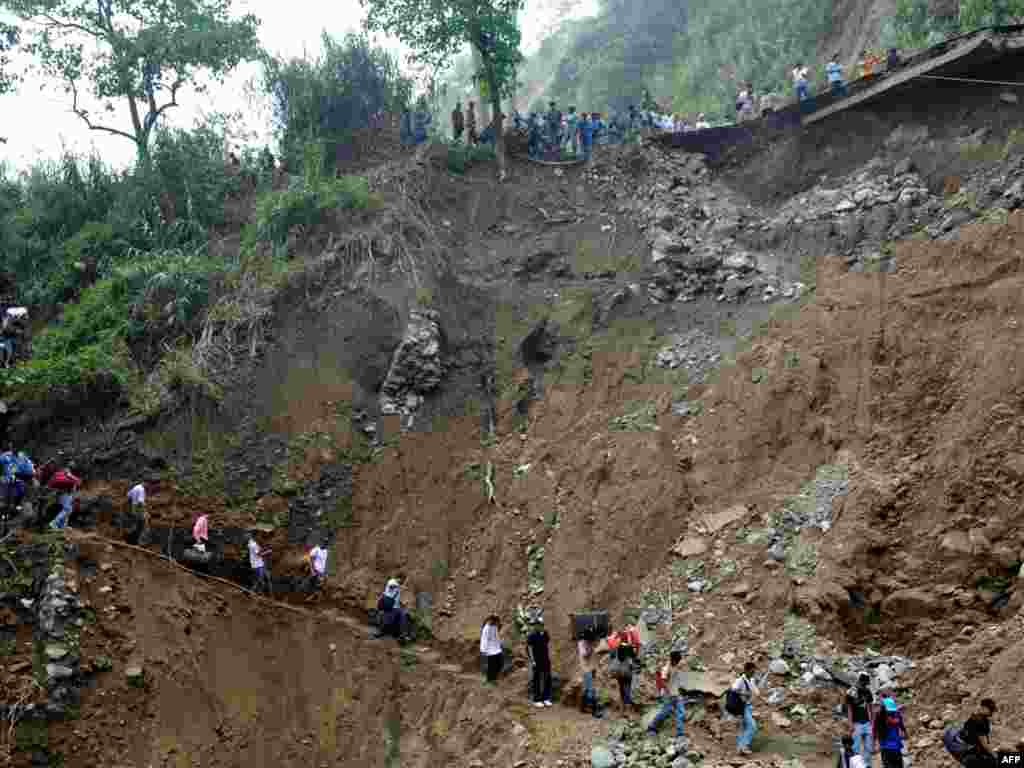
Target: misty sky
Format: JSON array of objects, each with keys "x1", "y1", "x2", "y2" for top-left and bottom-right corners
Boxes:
[{"x1": 0, "y1": 0, "x2": 596, "y2": 171}]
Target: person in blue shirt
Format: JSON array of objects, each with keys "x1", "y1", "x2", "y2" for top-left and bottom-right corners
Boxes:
[
  {"x1": 591, "y1": 113, "x2": 605, "y2": 144},
  {"x1": 527, "y1": 114, "x2": 542, "y2": 158},
  {"x1": 874, "y1": 698, "x2": 907, "y2": 768},
  {"x1": 578, "y1": 113, "x2": 594, "y2": 161},
  {"x1": 827, "y1": 54, "x2": 848, "y2": 98}
]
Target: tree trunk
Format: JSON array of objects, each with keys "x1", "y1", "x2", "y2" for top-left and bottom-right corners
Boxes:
[
  {"x1": 485, "y1": 67, "x2": 506, "y2": 181},
  {"x1": 471, "y1": 46, "x2": 490, "y2": 126}
]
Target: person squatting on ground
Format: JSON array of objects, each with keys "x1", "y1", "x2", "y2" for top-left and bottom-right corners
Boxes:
[
  {"x1": 481, "y1": 614, "x2": 504, "y2": 684},
  {"x1": 847, "y1": 673, "x2": 875, "y2": 768},
  {"x1": 945, "y1": 699, "x2": 998, "y2": 768},
  {"x1": 647, "y1": 650, "x2": 685, "y2": 736},
  {"x1": 874, "y1": 696, "x2": 907, "y2": 768},
  {"x1": 247, "y1": 531, "x2": 272, "y2": 594},
  {"x1": 376, "y1": 578, "x2": 410, "y2": 641},
  {"x1": 526, "y1": 616, "x2": 553, "y2": 707},
  {"x1": 452, "y1": 101, "x2": 465, "y2": 142},
  {"x1": 610, "y1": 635, "x2": 637, "y2": 714},
  {"x1": 732, "y1": 661, "x2": 760, "y2": 755}
]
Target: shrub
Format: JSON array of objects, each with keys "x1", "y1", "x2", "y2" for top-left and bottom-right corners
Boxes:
[{"x1": 253, "y1": 173, "x2": 371, "y2": 246}]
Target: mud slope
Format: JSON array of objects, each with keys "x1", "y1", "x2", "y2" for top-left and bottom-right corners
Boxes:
[{"x1": 38, "y1": 534, "x2": 532, "y2": 768}]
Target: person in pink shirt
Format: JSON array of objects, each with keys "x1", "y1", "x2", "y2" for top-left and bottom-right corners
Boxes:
[{"x1": 192, "y1": 513, "x2": 209, "y2": 551}]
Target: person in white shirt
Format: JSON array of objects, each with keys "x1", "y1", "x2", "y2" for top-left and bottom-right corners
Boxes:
[
  {"x1": 247, "y1": 531, "x2": 272, "y2": 594},
  {"x1": 480, "y1": 614, "x2": 503, "y2": 684},
  {"x1": 304, "y1": 540, "x2": 328, "y2": 600},
  {"x1": 127, "y1": 481, "x2": 149, "y2": 544},
  {"x1": 695, "y1": 113, "x2": 710, "y2": 130},
  {"x1": 733, "y1": 661, "x2": 761, "y2": 755}
]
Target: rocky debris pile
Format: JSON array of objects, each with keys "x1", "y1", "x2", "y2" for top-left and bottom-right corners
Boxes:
[
  {"x1": 765, "y1": 463, "x2": 849, "y2": 561},
  {"x1": 655, "y1": 330, "x2": 722, "y2": 384},
  {"x1": 35, "y1": 560, "x2": 86, "y2": 721},
  {"x1": 285, "y1": 463, "x2": 351, "y2": 545},
  {"x1": 593, "y1": 721, "x2": 698, "y2": 768},
  {"x1": 380, "y1": 308, "x2": 444, "y2": 423}
]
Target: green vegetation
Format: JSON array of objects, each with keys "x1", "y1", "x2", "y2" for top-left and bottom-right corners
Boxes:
[
  {"x1": 786, "y1": 539, "x2": 819, "y2": 577},
  {"x1": 882, "y1": 0, "x2": 1024, "y2": 49},
  {"x1": 445, "y1": 140, "x2": 497, "y2": 175},
  {"x1": 257, "y1": 33, "x2": 413, "y2": 175},
  {"x1": 252, "y1": 171, "x2": 372, "y2": 247}
]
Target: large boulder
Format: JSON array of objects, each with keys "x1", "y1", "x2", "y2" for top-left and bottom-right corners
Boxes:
[
  {"x1": 881, "y1": 588, "x2": 939, "y2": 618},
  {"x1": 379, "y1": 309, "x2": 444, "y2": 418}
]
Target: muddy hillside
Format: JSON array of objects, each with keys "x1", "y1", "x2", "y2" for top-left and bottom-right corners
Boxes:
[{"x1": 4, "y1": 68, "x2": 1024, "y2": 768}]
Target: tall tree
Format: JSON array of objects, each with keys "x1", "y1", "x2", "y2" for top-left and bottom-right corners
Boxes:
[
  {"x1": 361, "y1": 0, "x2": 525, "y2": 179},
  {"x1": 0, "y1": 21, "x2": 17, "y2": 96},
  {"x1": 8, "y1": 0, "x2": 261, "y2": 164}
]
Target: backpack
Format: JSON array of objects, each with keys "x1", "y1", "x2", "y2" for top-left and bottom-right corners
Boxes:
[
  {"x1": 725, "y1": 678, "x2": 748, "y2": 716},
  {"x1": 944, "y1": 724, "x2": 970, "y2": 759},
  {"x1": 49, "y1": 470, "x2": 78, "y2": 491}
]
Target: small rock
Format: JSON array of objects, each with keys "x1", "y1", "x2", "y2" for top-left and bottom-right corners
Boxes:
[
  {"x1": 45, "y1": 644, "x2": 69, "y2": 660},
  {"x1": 772, "y1": 713, "x2": 792, "y2": 728},
  {"x1": 125, "y1": 666, "x2": 144, "y2": 683},
  {"x1": 1001, "y1": 92, "x2": 1019, "y2": 104},
  {"x1": 46, "y1": 664, "x2": 74, "y2": 680},
  {"x1": 592, "y1": 745, "x2": 616, "y2": 768},
  {"x1": 100, "y1": 563, "x2": 113, "y2": 572},
  {"x1": 730, "y1": 581, "x2": 752, "y2": 597},
  {"x1": 835, "y1": 200, "x2": 857, "y2": 213},
  {"x1": 769, "y1": 659, "x2": 790, "y2": 675}
]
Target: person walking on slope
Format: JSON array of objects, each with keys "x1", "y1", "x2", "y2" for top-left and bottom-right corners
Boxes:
[
  {"x1": 304, "y1": 539, "x2": 328, "y2": 600},
  {"x1": 827, "y1": 54, "x2": 848, "y2": 98},
  {"x1": 847, "y1": 673, "x2": 875, "y2": 768},
  {"x1": 839, "y1": 734, "x2": 867, "y2": 768},
  {"x1": 127, "y1": 480, "x2": 148, "y2": 543},
  {"x1": 526, "y1": 616, "x2": 553, "y2": 708},
  {"x1": 733, "y1": 661, "x2": 761, "y2": 755},
  {"x1": 874, "y1": 697, "x2": 908, "y2": 768},
  {"x1": 49, "y1": 466, "x2": 81, "y2": 530},
  {"x1": 647, "y1": 650, "x2": 685, "y2": 737},
  {"x1": 611, "y1": 635, "x2": 638, "y2": 715},
  {"x1": 481, "y1": 614, "x2": 504, "y2": 684},
  {"x1": 247, "y1": 531, "x2": 272, "y2": 594},
  {"x1": 192, "y1": 512, "x2": 210, "y2": 551},
  {"x1": 376, "y1": 578, "x2": 410, "y2": 641},
  {"x1": 578, "y1": 628, "x2": 602, "y2": 718},
  {"x1": 452, "y1": 101, "x2": 465, "y2": 142}
]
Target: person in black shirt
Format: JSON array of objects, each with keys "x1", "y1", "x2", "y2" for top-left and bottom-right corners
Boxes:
[
  {"x1": 846, "y1": 673, "x2": 875, "y2": 768},
  {"x1": 613, "y1": 640, "x2": 637, "y2": 712},
  {"x1": 960, "y1": 699, "x2": 997, "y2": 768},
  {"x1": 526, "y1": 617, "x2": 553, "y2": 707}
]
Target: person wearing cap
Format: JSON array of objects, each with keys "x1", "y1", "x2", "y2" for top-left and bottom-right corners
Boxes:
[
  {"x1": 526, "y1": 616, "x2": 552, "y2": 707},
  {"x1": 874, "y1": 697, "x2": 907, "y2": 768},
  {"x1": 247, "y1": 531, "x2": 272, "y2": 594}
]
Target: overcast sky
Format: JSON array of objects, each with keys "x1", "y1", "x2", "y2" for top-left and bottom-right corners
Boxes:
[{"x1": 0, "y1": 0, "x2": 595, "y2": 172}]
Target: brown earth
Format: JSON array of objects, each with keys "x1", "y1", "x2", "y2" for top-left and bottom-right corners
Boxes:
[{"x1": 6, "y1": 141, "x2": 1024, "y2": 767}]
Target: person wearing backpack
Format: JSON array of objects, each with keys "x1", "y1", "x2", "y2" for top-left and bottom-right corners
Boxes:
[
  {"x1": 647, "y1": 650, "x2": 686, "y2": 737},
  {"x1": 577, "y1": 628, "x2": 602, "y2": 717},
  {"x1": 731, "y1": 661, "x2": 761, "y2": 755},
  {"x1": 874, "y1": 698, "x2": 907, "y2": 768},
  {"x1": 946, "y1": 699, "x2": 998, "y2": 768},
  {"x1": 847, "y1": 673, "x2": 875, "y2": 768}
]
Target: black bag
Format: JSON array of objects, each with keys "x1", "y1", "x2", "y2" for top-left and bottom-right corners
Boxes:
[
  {"x1": 944, "y1": 724, "x2": 969, "y2": 760},
  {"x1": 725, "y1": 679, "x2": 748, "y2": 716},
  {"x1": 571, "y1": 611, "x2": 610, "y2": 641}
]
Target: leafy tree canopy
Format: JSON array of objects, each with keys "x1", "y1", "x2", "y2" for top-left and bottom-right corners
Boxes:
[
  {"x1": 258, "y1": 32, "x2": 413, "y2": 172},
  {"x1": 7, "y1": 0, "x2": 261, "y2": 162},
  {"x1": 0, "y1": 21, "x2": 18, "y2": 97}
]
